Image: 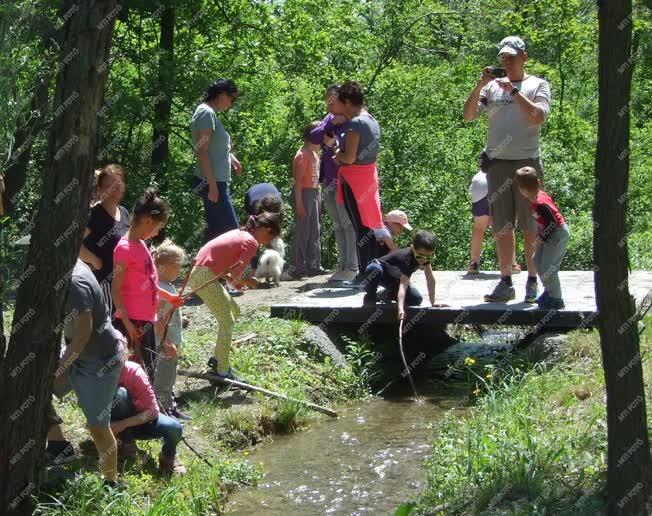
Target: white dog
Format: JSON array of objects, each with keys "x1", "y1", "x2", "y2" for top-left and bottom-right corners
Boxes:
[{"x1": 256, "y1": 237, "x2": 285, "y2": 286}]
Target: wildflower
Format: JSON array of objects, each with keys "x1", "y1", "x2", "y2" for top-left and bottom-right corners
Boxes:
[
  {"x1": 486, "y1": 373, "x2": 493, "y2": 380},
  {"x1": 473, "y1": 388, "x2": 481, "y2": 395},
  {"x1": 464, "y1": 357, "x2": 476, "y2": 366}
]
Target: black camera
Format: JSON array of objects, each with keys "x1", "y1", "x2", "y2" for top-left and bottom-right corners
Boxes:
[{"x1": 487, "y1": 66, "x2": 506, "y2": 78}]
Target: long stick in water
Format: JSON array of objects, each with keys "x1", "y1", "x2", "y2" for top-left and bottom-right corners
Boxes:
[
  {"x1": 398, "y1": 317, "x2": 420, "y2": 400},
  {"x1": 178, "y1": 369, "x2": 339, "y2": 418}
]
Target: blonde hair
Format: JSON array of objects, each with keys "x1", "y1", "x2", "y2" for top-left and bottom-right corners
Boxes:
[{"x1": 152, "y1": 239, "x2": 186, "y2": 266}]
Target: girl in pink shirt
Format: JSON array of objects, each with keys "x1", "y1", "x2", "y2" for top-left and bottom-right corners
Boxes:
[
  {"x1": 112, "y1": 188, "x2": 182, "y2": 380},
  {"x1": 188, "y1": 211, "x2": 282, "y2": 380}
]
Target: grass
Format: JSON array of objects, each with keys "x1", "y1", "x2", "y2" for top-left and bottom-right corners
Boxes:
[
  {"x1": 414, "y1": 316, "x2": 652, "y2": 515},
  {"x1": 0, "y1": 303, "x2": 371, "y2": 514}
]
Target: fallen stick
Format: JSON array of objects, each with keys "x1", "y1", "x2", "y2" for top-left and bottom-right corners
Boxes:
[
  {"x1": 232, "y1": 333, "x2": 258, "y2": 346},
  {"x1": 178, "y1": 369, "x2": 338, "y2": 418},
  {"x1": 399, "y1": 317, "x2": 420, "y2": 401}
]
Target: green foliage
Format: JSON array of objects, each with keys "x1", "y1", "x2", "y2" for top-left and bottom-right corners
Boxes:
[
  {"x1": 414, "y1": 318, "x2": 652, "y2": 514},
  {"x1": 2, "y1": 0, "x2": 651, "y2": 279}
]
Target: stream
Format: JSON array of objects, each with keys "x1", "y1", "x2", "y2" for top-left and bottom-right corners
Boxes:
[
  {"x1": 228, "y1": 398, "x2": 465, "y2": 515},
  {"x1": 228, "y1": 330, "x2": 518, "y2": 515}
]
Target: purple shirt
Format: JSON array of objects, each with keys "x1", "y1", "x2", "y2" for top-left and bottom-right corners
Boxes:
[{"x1": 309, "y1": 114, "x2": 349, "y2": 188}]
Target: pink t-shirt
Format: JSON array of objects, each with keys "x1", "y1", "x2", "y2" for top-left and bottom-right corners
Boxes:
[
  {"x1": 118, "y1": 361, "x2": 159, "y2": 418},
  {"x1": 113, "y1": 238, "x2": 158, "y2": 322},
  {"x1": 195, "y1": 229, "x2": 259, "y2": 279}
]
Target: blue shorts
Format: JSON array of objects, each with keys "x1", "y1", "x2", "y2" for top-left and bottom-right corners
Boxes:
[
  {"x1": 472, "y1": 196, "x2": 490, "y2": 217},
  {"x1": 54, "y1": 348, "x2": 125, "y2": 427}
]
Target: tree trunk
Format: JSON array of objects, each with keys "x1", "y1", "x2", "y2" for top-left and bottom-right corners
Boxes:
[
  {"x1": 0, "y1": 1, "x2": 118, "y2": 513},
  {"x1": 594, "y1": 1, "x2": 650, "y2": 514},
  {"x1": 150, "y1": 2, "x2": 175, "y2": 192}
]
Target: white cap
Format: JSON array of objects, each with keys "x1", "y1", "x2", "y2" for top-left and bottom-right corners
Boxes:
[{"x1": 498, "y1": 36, "x2": 526, "y2": 56}]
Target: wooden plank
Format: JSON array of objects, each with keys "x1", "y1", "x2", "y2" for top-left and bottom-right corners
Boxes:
[{"x1": 270, "y1": 271, "x2": 652, "y2": 329}]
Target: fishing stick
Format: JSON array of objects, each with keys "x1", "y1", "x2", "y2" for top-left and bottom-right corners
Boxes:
[
  {"x1": 178, "y1": 369, "x2": 339, "y2": 418},
  {"x1": 398, "y1": 317, "x2": 420, "y2": 401}
]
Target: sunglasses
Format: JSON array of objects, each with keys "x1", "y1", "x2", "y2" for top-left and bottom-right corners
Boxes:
[{"x1": 412, "y1": 248, "x2": 434, "y2": 263}]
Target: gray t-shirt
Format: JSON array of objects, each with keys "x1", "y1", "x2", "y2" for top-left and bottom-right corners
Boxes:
[
  {"x1": 478, "y1": 75, "x2": 551, "y2": 160},
  {"x1": 64, "y1": 260, "x2": 122, "y2": 363},
  {"x1": 341, "y1": 112, "x2": 381, "y2": 165},
  {"x1": 191, "y1": 103, "x2": 232, "y2": 182},
  {"x1": 156, "y1": 280, "x2": 182, "y2": 347}
]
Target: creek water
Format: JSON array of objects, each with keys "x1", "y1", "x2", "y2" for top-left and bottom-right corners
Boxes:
[
  {"x1": 228, "y1": 397, "x2": 466, "y2": 515},
  {"x1": 228, "y1": 330, "x2": 517, "y2": 515}
]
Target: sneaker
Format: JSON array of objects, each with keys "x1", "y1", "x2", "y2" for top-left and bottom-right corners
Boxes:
[
  {"x1": 103, "y1": 479, "x2": 127, "y2": 490},
  {"x1": 538, "y1": 296, "x2": 565, "y2": 310},
  {"x1": 169, "y1": 407, "x2": 192, "y2": 421},
  {"x1": 512, "y1": 262, "x2": 522, "y2": 274},
  {"x1": 466, "y1": 262, "x2": 479, "y2": 274},
  {"x1": 535, "y1": 291, "x2": 550, "y2": 305},
  {"x1": 159, "y1": 453, "x2": 186, "y2": 476},
  {"x1": 307, "y1": 267, "x2": 330, "y2": 277},
  {"x1": 217, "y1": 368, "x2": 248, "y2": 384},
  {"x1": 524, "y1": 278, "x2": 538, "y2": 303},
  {"x1": 329, "y1": 269, "x2": 356, "y2": 282},
  {"x1": 484, "y1": 279, "x2": 515, "y2": 302},
  {"x1": 342, "y1": 273, "x2": 365, "y2": 289},
  {"x1": 227, "y1": 285, "x2": 244, "y2": 297},
  {"x1": 45, "y1": 440, "x2": 76, "y2": 465},
  {"x1": 362, "y1": 293, "x2": 377, "y2": 306}
]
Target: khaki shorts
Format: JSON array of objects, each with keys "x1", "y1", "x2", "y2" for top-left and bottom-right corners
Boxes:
[{"x1": 486, "y1": 157, "x2": 543, "y2": 235}]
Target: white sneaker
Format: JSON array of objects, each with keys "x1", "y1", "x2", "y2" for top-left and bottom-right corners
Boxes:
[
  {"x1": 330, "y1": 269, "x2": 357, "y2": 281},
  {"x1": 328, "y1": 269, "x2": 346, "y2": 281}
]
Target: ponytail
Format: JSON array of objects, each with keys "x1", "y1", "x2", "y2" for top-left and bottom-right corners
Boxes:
[
  {"x1": 244, "y1": 211, "x2": 282, "y2": 237},
  {"x1": 133, "y1": 187, "x2": 168, "y2": 223}
]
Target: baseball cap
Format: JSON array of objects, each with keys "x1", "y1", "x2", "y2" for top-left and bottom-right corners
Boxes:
[
  {"x1": 498, "y1": 36, "x2": 526, "y2": 56},
  {"x1": 384, "y1": 210, "x2": 413, "y2": 231}
]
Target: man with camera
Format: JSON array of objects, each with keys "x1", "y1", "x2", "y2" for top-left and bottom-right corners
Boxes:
[{"x1": 463, "y1": 36, "x2": 551, "y2": 303}]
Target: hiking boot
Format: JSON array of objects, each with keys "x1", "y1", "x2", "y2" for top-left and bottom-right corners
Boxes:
[
  {"x1": 158, "y1": 453, "x2": 186, "y2": 476},
  {"x1": 466, "y1": 261, "x2": 479, "y2": 274},
  {"x1": 45, "y1": 440, "x2": 76, "y2": 465},
  {"x1": 169, "y1": 407, "x2": 192, "y2": 421},
  {"x1": 484, "y1": 279, "x2": 515, "y2": 302},
  {"x1": 329, "y1": 269, "x2": 356, "y2": 282},
  {"x1": 524, "y1": 278, "x2": 538, "y2": 303},
  {"x1": 538, "y1": 296, "x2": 565, "y2": 310},
  {"x1": 363, "y1": 293, "x2": 377, "y2": 306}
]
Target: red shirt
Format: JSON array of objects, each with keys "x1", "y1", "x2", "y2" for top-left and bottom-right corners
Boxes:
[
  {"x1": 293, "y1": 148, "x2": 319, "y2": 189},
  {"x1": 531, "y1": 191, "x2": 565, "y2": 240},
  {"x1": 195, "y1": 229, "x2": 259, "y2": 279},
  {"x1": 118, "y1": 361, "x2": 159, "y2": 418}
]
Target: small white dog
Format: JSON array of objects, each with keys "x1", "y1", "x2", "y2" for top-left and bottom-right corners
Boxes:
[{"x1": 256, "y1": 237, "x2": 285, "y2": 287}]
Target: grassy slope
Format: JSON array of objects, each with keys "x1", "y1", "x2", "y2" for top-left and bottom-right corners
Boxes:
[
  {"x1": 19, "y1": 304, "x2": 368, "y2": 514},
  {"x1": 416, "y1": 316, "x2": 652, "y2": 515}
]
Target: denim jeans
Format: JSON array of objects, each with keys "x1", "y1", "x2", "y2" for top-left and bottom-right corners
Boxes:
[
  {"x1": 363, "y1": 260, "x2": 423, "y2": 306},
  {"x1": 111, "y1": 386, "x2": 182, "y2": 459},
  {"x1": 191, "y1": 176, "x2": 239, "y2": 243}
]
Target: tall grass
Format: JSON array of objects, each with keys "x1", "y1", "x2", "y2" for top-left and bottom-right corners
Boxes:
[{"x1": 416, "y1": 320, "x2": 652, "y2": 514}]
